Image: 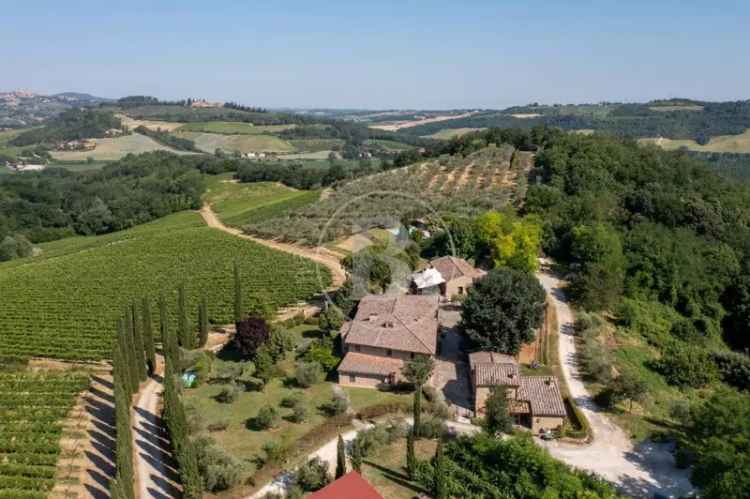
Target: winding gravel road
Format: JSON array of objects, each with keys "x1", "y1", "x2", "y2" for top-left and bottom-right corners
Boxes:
[{"x1": 536, "y1": 263, "x2": 694, "y2": 498}]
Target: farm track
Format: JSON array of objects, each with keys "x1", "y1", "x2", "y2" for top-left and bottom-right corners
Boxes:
[{"x1": 199, "y1": 203, "x2": 346, "y2": 289}]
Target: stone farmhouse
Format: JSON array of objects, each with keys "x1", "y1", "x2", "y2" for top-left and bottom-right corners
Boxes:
[
  {"x1": 410, "y1": 256, "x2": 485, "y2": 298},
  {"x1": 337, "y1": 294, "x2": 439, "y2": 388},
  {"x1": 469, "y1": 351, "x2": 566, "y2": 433}
]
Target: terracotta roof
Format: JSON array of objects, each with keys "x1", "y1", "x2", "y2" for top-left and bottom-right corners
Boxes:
[
  {"x1": 308, "y1": 471, "x2": 384, "y2": 499},
  {"x1": 474, "y1": 362, "x2": 520, "y2": 386},
  {"x1": 430, "y1": 256, "x2": 485, "y2": 282},
  {"x1": 338, "y1": 352, "x2": 404, "y2": 376},
  {"x1": 518, "y1": 376, "x2": 566, "y2": 417},
  {"x1": 342, "y1": 294, "x2": 439, "y2": 354},
  {"x1": 469, "y1": 351, "x2": 517, "y2": 369}
]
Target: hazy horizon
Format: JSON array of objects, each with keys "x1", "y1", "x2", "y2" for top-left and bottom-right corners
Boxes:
[{"x1": 4, "y1": 1, "x2": 749, "y2": 109}]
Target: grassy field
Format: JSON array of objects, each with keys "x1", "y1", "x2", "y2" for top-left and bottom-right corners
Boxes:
[
  {"x1": 49, "y1": 133, "x2": 194, "y2": 161},
  {"x1": 364, "y1": 139, "x2": 415, "y2": 151},
  {"x1": 288, "y1": 138, "x2": 345, "y2": 153},
  {"x1": 0, "y1": 128, "x2": 37, "y2": 160},
  {"x1": 424, "y1": 127, "x2": 485, "y2": 140},
  {"x1": 175, "y1": 131, "x2": 295, "y2": 154},
  {"x1": 116, "y1": 114, "x2": 184, "y2": 132},
  {"x1": 178, "y1": 121, "x2": 296, "y2": 135},
  {"x1": 640, "y1": 128, "x2": 750, "y2": 153},
  {"x1": 0, "y1": 211, "x2": 330, "y2": 360},
  {"x1": 204, "y1": 174, "x2": 321, "y2": 227},
  {"x1": 46, "y1": 161, "x2": 111, "y2": 172},
  {"x1": 362, "y1": 437, "x2": 436, "y2": 499},
  {"x1": 648, "y1": 105, "x2": 704, "y2": 112}
]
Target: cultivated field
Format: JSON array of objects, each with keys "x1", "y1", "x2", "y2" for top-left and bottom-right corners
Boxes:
[
  {"x1": 178, "y1": 121, "x2": 296, "y2": 135},
  {"x1": 640, "y1": 128, "x2": 750, "y2": 153},
  {"x1": 424, "y1": 127, "x2": 486, "y2": 140},
  {"x1": 0, "y1": 369, "x2": 89, "y2": 497},
  {"x1": 175, "y1": 131, "x2": 295, "y2": 154},
  {"x1": 369, "y1": 111, "x2": 479, "y2": 131},
  {"x1": 288, "y1": 138, "x2": 345, "y2": 153},
  {"x1": 116, "y1": 114, "x2": 184, "y2": 131},
  {"x1": 648, "y1": 105, "x2": 704, "y2": 112},
  {"x1": 49, "y1": 133, "x2": 193, "y2": 161},
  {"x1": 248, "y1": 145, "x2": 531, "y2": 244},
  {"x1": 0, "y1": 211, "x2": 330, "y2": 361},
  {"x1": 204, "y1": 174, "x2": 321, "y2": 227},
  {"x1": 364, "y1": 139, "x2": 415, "y2": 151}
]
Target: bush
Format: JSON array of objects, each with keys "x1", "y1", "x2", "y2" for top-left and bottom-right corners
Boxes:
[
  {"x1": 250, "y1": 406, "x2": 280, "y2": 430},
  {"x1": 416, "y1": 414, "x2": 448, "y2": 439},
  {"x1": 711, "y1": 351, "x2": 750, "y2": 391},
  {"x1": 262, "y1": 440, "x2": 284, "y2": 465},
  {"x1": 654, "y1": 342, "x2": 719, "y2": 388},
  {"x1": 295, "y1": 456, "x2": 331, "y2": 492},
  {"x1": 289, "y1": 405, "x2": 308, "y2": 423},
  {"x1": 281, "y1": 391, "x2": 304, "y2": 408},
  {"x1": 216, "y1": 383, "x2": 240, "y2": 404},
  {"x1": 302, "y1": 337, "x2": 341, "y2": 372},
  {"x1": 295, "y1": 362, "x2": 324, "y2": 388},
  {"x1": 194, "y1": 436, "x2": 243, "y2": 492},
  {"x1": 322, "y1": 390, "x2": 350, "y2": 416},
  {"x1": 211, "y1": 361, "x2": 243, "y2": 384}
]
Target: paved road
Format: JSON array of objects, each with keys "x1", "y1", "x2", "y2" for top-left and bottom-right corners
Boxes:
[{"x1": 536, "y1": 263, "x2": 694, "y2": 498}]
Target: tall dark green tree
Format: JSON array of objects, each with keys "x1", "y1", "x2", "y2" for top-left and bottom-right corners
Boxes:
[
  {"x1": 131, "y1": 303, "x2": 147, "y2": 382},
  {"x1": 483, "y1": 386, "x2": 514, "y2": 435},
  {"x1": 159, "y1": 296, "x2": 178, "y2": 366},
  {"x1": 350, "y1": 439, "x2": 363, "y2": 473},
  {"x1": 117, "y1": 318, "x2": 138, "y2": 395},
  {"x1": 111, "y1": 343, "x2": 135, "y2": 499},
  {"x1": 233, "y1": 260, "x2": 243, "y2": 324},
  {"x1": 406, "y1": 429, "x2": 417, "y2": 479},
  {"x1": 198, "y1": 295, "x2": 209, "y2": 348},
  {"x1": 177, "y1": 284, "x2": 193, "y2": 349},
  {"x1": 433, "y1": 438, "x2": 447, "y2": 499},
  {"x1": 141, "y1": 297, "x2": 156, "y2": 375},
  {"x1": 401, "y1": 356, "x2": 434, "y2": 438},
  {"x1": 336, "y1": 434, "x2": 346, "y2": 479}
]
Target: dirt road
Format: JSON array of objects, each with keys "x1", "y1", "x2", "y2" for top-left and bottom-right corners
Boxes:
[
  {"x1": 199, "y1": 204, "x2": 346, "y2": 289},
  {"x1": 536, "y1": 263, "x2": 694, "y2": 498}
]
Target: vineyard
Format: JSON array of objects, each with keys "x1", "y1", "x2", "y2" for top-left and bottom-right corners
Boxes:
[
  {"x1": 0, "y1": 212, "x2": 331, "y2": 361},
  {"x1": 0, "y1": 370, "x2": 89, "y2": 498},
  {"x1": 247, "y1": 145, "x2": 532, "y2": 244}
]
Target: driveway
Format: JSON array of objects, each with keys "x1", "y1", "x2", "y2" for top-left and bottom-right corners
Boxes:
[
  {"x1": 432, "y1": 306, "x2": 473, "y2": 419},
  {"x1": 536, "y1": 262, "x2": 694, "y2": 498}
]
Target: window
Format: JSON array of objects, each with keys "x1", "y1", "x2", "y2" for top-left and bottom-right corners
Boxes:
[
  {"x1": 410, "y1": 352, "x2": 415, "y2": 359},
  {"x1": 349, "y1": 374, "x2": 356, "y2": 383},
  {"x1": 458, "y1": 286, "x2": 464, "y2": 294},
  {"x1": 354, "y1": 345, "x2": 360, "y2": 352},
  {"x1": 386, "y1": 349, "x2": 393, "y2": 357}
]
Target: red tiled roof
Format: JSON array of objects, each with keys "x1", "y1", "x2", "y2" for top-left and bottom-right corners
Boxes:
[
  {"x1": 308, "y1": 471, "x2": 384, "y2": 499},
  {"x1": 337, "y1": 352, "x2": 405, "y2": 376},
  {"x1": 431, "y1": 256, "x2": 485, "y2": 282},
  {"x1": 518, "y1": 376, "x2": 566, "y2": 417},
  {"x1": 474, "y1": 362, "x2": 520, "y2": 387},
  {"x1": 342, "y1": 294, "x2": 439, "y2": 354}
]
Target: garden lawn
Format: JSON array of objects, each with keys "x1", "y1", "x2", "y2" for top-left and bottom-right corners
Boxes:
[{"x1": 361, "y1": 437, "x2": 436, "y2": 499}]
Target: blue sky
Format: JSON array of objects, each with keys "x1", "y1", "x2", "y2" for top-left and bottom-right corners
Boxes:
[{"x1": 3, "y1": 1, "x2": 748, "y2": 109}]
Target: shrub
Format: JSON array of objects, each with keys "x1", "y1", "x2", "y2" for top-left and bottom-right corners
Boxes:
[
  {"x1": 711, "y1": 351, "x2": 750, "y2": 391},
  {"x1": 295, "y1": 362, "x2": 324, "y2": 388},
  {"x1": 295, "y1": 456, "x2": 331, "y2": 492},
  {"x1": 290, "y1": 405, "x2": 308, "y2": 423},
  {"x1": 322, "y1": 390, "x2": 350, "y2": 416},
  {"x1": 302, "y1": 337, "x2": 341, "y2": 372},
  {"x1": 250, "y1": 406, "x2": 280, "y2": 430},
  {"x1": 262, "y1": 440, "x2": 284, "y2": 465},
  {"x1": 416, "y1": 414, "x2": 448, "y2": 439},
  {"x1": 654, "y1": 342, "x2": 719, "y2": 388},
  {"x1": 194, "y1": 436, "x2": 243, "y2": 492},
  {"x1": 216, "y1": 383, "x2": 240, "y2": 404},
  {"x1": 235, "y1": 316, "x2": 270, "y2": 359},
  {"x1": 281, "y1": 391, "x2": 304, "y2": 408},
  {"x1": 212, "y1": 361, "x2": 243, "y2": 383}
]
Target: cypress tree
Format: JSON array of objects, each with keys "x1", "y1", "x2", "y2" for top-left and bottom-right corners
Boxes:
[
  {"x1": 350, "y1": 439, "x2": 363, "y2": 473},
  {"x1": 198, "y1": 296, "x2": 209, "y2": 348},
  {"x1": 117, "y1": 318, "x2": 138, "y2": 396},
  {"x1": 141, "y1": 297, "x2": 156, "y2": 375},
  {"x1": 159, "y1": 297, "x2": 173, "y2": 365},
  {"x1": 336, "y1": 434, "x2": 346, "y2": 479},
  {"x1": 433, "y1": 438, "x2": 447, "y2": 499},
  {"x1": 131, "y1": 303, "x2": 147, "y2": 382},
  {"x1": 180, "y1": 440, "x2": 204, "y2": 499},
  {"x1": 233, "y1": 260, "x2": 243, "y2": 324},
  {"x1": 177, "y1": 284, "x2": 192, "y2": 349},
  {"x1": 406, "y1": 428, "x2": 417, "y2": 479},
  {"x1": 113, "y1": 344, "x2": 135, "y2": 499}
]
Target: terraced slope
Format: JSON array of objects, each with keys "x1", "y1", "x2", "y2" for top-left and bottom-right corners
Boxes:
[{"x1": 0, "y1": 212, "x2": 330, "y2": 360}]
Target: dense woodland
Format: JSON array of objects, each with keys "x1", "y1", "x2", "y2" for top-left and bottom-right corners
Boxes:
[
  {"x1": 10, "y1": 108, "x2": 122, "y2": 146},
  {"x1": 0, "y1": 152, "x2": 205, "y2": 257}
]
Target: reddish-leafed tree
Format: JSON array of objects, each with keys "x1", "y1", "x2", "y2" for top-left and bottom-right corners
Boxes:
[{"x1": 234, "y1": 316, "x2": 270, "y2": 359}]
